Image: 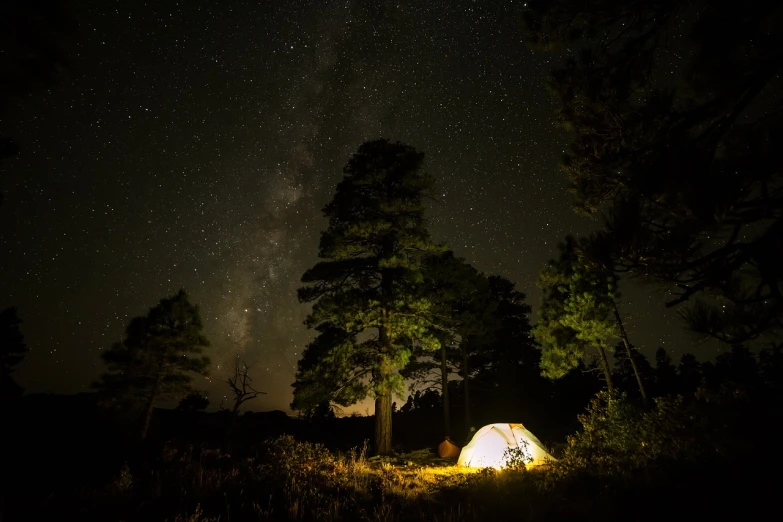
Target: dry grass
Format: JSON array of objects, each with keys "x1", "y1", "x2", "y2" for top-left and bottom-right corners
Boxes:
[
  {"x1": 116, "y1": 436, "x2": 545, "y2": 522},
  {"x1": 24, "y1": 432, "x2": 749, "y2": 522},
  {"x1": 11, "y1": 434, "x2": 765, "y2": 522}
]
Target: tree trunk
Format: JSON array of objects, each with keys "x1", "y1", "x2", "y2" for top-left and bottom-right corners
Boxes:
[
  {"x1": 595, "y1": 344, "x2": 615, "y2": 398},
  {"x1": 374, "y1": 355, "x2": 393, "y2": 455},
  {"x1": 440, "y1": 345, "x2": 451, "y2": 436},
  {"x1": 462, "y1": 341, "x2": 471, "y2": 432},
  {"x1": 612, "y1": 300, "x2": 647, "y2": 401},
  {"x1": 141, "y1": 373, "x2": 162, "y2": 441},
  {"x1": 374, "y1": 242, "x2": 394, "y2": 455}
]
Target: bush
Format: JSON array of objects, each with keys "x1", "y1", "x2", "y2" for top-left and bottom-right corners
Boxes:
[
  {"x1": 556, "y1": 392, "x2": 701, "y2": 476},
  {"x1": 111, "y1": 463, "x2": 134, "y2": 492},
  {"x1": 502, "y1": 440, "x2": 533, "y2": 471},
  {"x1": 257, "y1": 434, "x2": 338, "y2": 482}
]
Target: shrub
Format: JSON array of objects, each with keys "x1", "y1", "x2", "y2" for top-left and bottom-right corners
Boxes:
[
  {"x1": 556, "y1": 392, "x2": 700, "y2": 476},
  {"x1": 112, "y1": 463, "x2": 134, "y2": 492},
  {"x1": 502, "y1": 440, "x2": 533, "y2": 471},
  {"x1": 258, "y1": 434, "x2": 338, "y2": 481}
]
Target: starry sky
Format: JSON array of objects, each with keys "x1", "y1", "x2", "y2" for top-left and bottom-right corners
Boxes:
[{"x1": 1, "y1": 0, "x2": 699, "y2": 414}]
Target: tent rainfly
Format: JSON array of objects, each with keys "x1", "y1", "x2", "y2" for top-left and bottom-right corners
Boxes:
[{"x1": 457, "y1": 423, "x2": 555, "y2": 469}]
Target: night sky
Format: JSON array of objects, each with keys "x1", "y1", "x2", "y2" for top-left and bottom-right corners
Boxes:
[{"x1": 1, "y1": 0, "x2": 697, "y2": 414}]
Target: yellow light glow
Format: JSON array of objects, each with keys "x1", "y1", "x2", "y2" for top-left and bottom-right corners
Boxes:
[{"x1": 457, "y1": 423, "x2": 555, "y2": 469}]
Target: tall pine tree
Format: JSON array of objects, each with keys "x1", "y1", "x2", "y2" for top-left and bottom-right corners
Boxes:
[
  {"x1": 401, "y1": 251, "x2": 494, "y2": 436},
  {"x1": 524, "y1": 0, "x2": 783, "y2": 346},
  {"x1": 470, "y1": 276, "x2": 538, "y2": 395},
  {"x1": 93, "y1": 289, "x2": 210, "y2": 440},
  {"x1": 296, "y1": 139, "x2": 443, "y2": 454},
  {"x1": 468, "y1": 276, "x2": 549, "y2": 431},
  {"x1": 533, "y1": 237, "x2": 618, "y2": 395},
  {"x1": 534, "y1": 235, "x2": 649, "y2": 399}
]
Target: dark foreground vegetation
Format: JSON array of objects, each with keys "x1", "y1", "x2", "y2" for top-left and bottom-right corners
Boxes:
[{"x1": 3, "y1": 344, "x2": 782, "y2": 522}]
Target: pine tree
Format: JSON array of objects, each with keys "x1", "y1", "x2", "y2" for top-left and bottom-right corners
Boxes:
[
  {"x1": 524, "y1": 0, "x2": 783, "y2": 346},
  {"x1": 400, "y1": 334, "x2": 457, "y2": 432},
  {"x1": 580, "y1": 233, "x2": 648, "y2": 400},
  {"x1": 533, "y1": 237, "x2": 617, "y2": 395},
  {"x1": 0, "y1": 306, "x2": 27, "y2": 401},
  {"x1": 403, "y1": 255, "x2": 536, "y2": 436},
  {"x1": 469, "y1": 276, "x2": 547, "y2": 428},
  {"x1": 677, "y1": 353, "x2": 703, "y2": 396},
  {"x1": 402, "y1": 251, "x2": 494, "y2": 436},
  {"x1": 654, "y1": 348, "x2": 678, "y2": 396},
  {"x1": 93, "y1": 289, "x2": 210, "y2": 440},
  {"x1": 534, "y1": 235, "x2": 649, "y2": 399},
  {"x1": 470, "y1": 275, "x2": 536, "y2": 386},
  {"x1": 296, "y1": 139, "x2": 443, "y2": 454},
  {"x1": 611, "y1": 342, "x2": 653, "y2": 399}
]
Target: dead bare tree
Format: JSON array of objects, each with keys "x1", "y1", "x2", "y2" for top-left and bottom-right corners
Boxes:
[{"x1": 220, "y1": 358, "x2": 266, "y2": 418}]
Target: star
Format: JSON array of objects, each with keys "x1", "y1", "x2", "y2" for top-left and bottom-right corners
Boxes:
[{"x1": 1, "y1": 0, "x2": 697, "y2": 412}]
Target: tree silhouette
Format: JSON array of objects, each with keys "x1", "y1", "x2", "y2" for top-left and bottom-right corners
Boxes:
[
  {"x1": 524, "y1": 0, "x2": 783, "y2": 346},
  {"x1": 535, "y1": 235, "x2": 649, "y2": 399},
  {"x1": 447, "y1": 272, "x2": 498, "y2": 433},
  {"x1": 579, "y1": 233, "x2": 648, "y2": 400},
  {"x1": 414, "y1": 253, "x2": 475, "y2": 437},
  {"x1": 1, "y1": 0, "x2": 79, "y2": 202},
  {"x1": 534, "y1": 237, "x2": 618, "y2": 395},
  {"x1": 0, "y1": 307, "x2": 27, "y2": 401},
  {"x1": 401, "y1": 257, "x2": 536, "y2": 436},
  {"x1": 310, "y1": 400, "x2": 338, "y2": 421},
  {"x1": 759, "y1": 343, "x2": 783, "y2": 396},
  {"x1": 177, "y1": 391, "x2": 210, "y2": 412},
  {"x1": 677, "y1": 353, "x2": 703, "y2": 396},
  {"x1": 402, "y1": 251, "x2": 496, "y2": 436},
  {"x1": 93, "y1": 289, "x2": 210, "y2": 440},
  {"x1": 711, "y1": 345, "x2": 762, "y2": 394},
  {"x1": 400, "y1": 338, "x2": 456, "y2": 429},
  {"x1": 466, "y1": 276, "x2": 550, "y2": 431},
  {"x1": 654, "y1": 348, "x2": 678, "y2": 397},
  {"x1": 222, "y1": 358, "x2": 266, "y2": 417},
  {"x1": 296, "y1": 139, "x2": 443, "y2": 454},
  {"x1": 611, "y1": 342, "x2": 653, "y2": 400}
]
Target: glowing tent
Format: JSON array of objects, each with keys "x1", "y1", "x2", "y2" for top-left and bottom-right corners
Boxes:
[{"x1": 457, "y1": 423, "x2": 555, "y2": 469}]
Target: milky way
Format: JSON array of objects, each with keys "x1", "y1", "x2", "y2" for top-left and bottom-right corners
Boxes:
[{"x1": 0, "y1": 0, "x2": 695, "y2": 413}]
